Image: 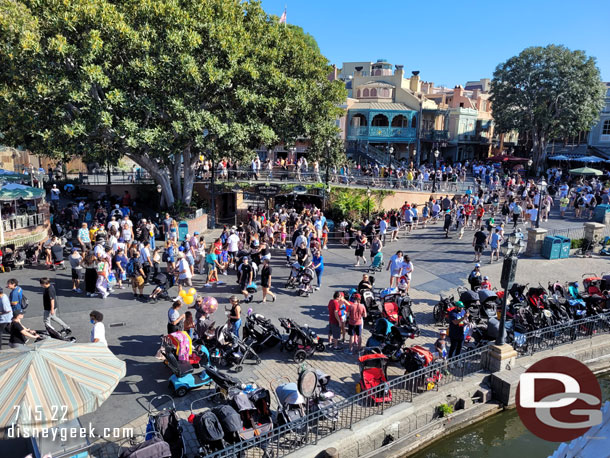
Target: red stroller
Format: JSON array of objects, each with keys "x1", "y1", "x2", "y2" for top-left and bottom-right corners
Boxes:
[
  {"x1": 356, "y1": 350, "x2": 392, "y2": 404},
  {"x1": 381, "y1": 294, "x2": 401, "y2": 324}
]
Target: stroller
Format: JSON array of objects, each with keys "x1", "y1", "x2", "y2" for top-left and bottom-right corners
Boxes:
[
  {"x1": 477, "y1": 289, "x2": 500, "y2": 320},
  {"x1": 368, "y1": 252, "x2": 384, "y2": 272},
  {"x1": 50, "y1": 243, "x2": 66, "y2": 270},
  {"x1": 401, "y1": 346, "x2": 441, "y2": 390},
  {"x1": 297, "y1": 266, "x2": 315, "y2": 297},
  {"x1": 204, "y1": 365, "x2": 248, "y2": 402},
  {"x1": 458, "y1": 287, "x2": 481, "y2": 323},
  {"x1": 22, "y1": 242, "x2": 40, "y2": 265},
  {"x1": 398, "y1": 296, "x2": 419, "y2": 336},
  {"x1": 191, "y1": 408, "x2": 226, "y2": 455},
  {"x1": 231, "y1": 388, "x2": 274, "y2": 440},
  {"x1": 278, "y1": 317, "x2": 325, "y2": 363},
  {"x1": 242, "y1": 311, "x2": 282, "y2": 350},
  {"x1": 366, "y1": 318, "x2": 408, "y2": 362},
  {"x1": 298, "y1": 368, "x2": 338, "y2": 427},
  {"x1": 600, "y1": 237, "x2": 610, "y2": 256},
  {"x1": 272, "y1": 379, "x2": 308, "y2": 440},
  {"x1": 36, "y1": 325, "x2": 77, "y2": 343},
  {"x1": 381, "y1": 293, "x2": 403, "y2": 324},
  {"x1": 214, "y1": 322, "x2": 262, "y2": 372},
  {"x1": 356, "y1": 349, "x2": 392, "y2": 404},
  {"x1": 145, "y1": 395, "x2": 185, "y2": 458},
  {"x1": 1, "y1": 244, "x2": 24, "y2": 272},
  {"x1": 149, "y1": 272, "x2": 174, "y2": 303}
]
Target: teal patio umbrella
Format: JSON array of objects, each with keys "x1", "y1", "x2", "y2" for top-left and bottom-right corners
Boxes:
[{"x1": 569, "y1": 166, "x2": 603, "y2": 176}]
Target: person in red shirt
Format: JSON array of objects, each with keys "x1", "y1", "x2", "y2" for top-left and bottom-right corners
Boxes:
[
  {"x1": 347, "y1": 294, "x2": 367, "y2": 354},
  {"x1": 327, "y1": 291, "x2": 349, "y2": 351},
  {"x1": 475, "y1": 205, "x2": 485, "y2": 230},
  {"x1": 463, "y1": 202, "x2": 474, "y2": 228}
]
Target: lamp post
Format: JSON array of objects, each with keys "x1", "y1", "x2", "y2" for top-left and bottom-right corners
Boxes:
[
  {"x1": 366, "y1": 186, "x2": 371, "y2": 222},
  {"x1": 325, "y1": 139, "x2": 331, "y2": 188},
  {"x1": 432, "y1": 149, "x2": 440, "y2": 193},
  {"x1": 496, "y1": 232, "x2": 526, "y2": 345},
  {"x1": 535, "y1": 179, "x2": 547, "y2": 229},
  {"x1": 156, "y1": 184, "x2": 163, "y2": 210}
]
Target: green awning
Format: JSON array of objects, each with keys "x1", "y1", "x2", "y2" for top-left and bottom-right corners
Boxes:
[{"x1": 0, "y1": 183, "x2": 45, "y2": 200}]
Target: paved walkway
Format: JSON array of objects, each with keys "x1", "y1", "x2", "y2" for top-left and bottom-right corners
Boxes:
[{"x1": 7, "y1": 203, "x2": 604, "y2": 457}]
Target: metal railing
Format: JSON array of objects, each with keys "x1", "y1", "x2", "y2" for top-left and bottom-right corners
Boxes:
[
  {"x1": 513, "y1": 312, "x2": 610, "y2": 356},
  {"x1": 1, "y1": 213, "x2": 45, "y2": 232},
  {"x1": 67, "y1": 169, "x2": 477, "y2": 194},
  {"x1": 201, "y1": 347, "x2": 487, "y2": 458}
]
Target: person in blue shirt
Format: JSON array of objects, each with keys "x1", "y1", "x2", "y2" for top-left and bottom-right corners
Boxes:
[
  {"x1": 6, "y1": 279, "x2": 23, "y2": 313},
  {"x1": 448, "y1": 301, "x2": 467, "y2": 357},
  {"x1": 312, "y1": 250, "x2": 324, "y2": 289}
]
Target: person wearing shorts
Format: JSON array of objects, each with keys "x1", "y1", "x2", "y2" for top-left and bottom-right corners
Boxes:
[
  {"x1": 347, "y1": 294, "x2": 367, "y2": 354},
  {"x1": 386, "y1": 250, "x2": 403, "y2": 288},
  {"x1": 327, "y1": 291, "x2": 348, "y2": 351},
  {"x1": 130, "y1": 257, "x2": 145, "y2": 299},
  {"x1": 176, "y1": 253, "x2": 192, "y2": 288}
]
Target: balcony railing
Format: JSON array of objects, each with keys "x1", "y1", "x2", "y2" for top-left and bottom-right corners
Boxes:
[
  {"x1": 2, "y1": 213, "x2": 45, "y2": 232},
  {"x1": 347, "y1": 126, "x2": 417, "y2": 140},
  {"x1": 421, "y1": 129, "x2": 450, "y2": 141}
]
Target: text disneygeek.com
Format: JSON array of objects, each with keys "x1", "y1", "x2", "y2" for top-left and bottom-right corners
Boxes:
[{"x1": 7, "y1": 424, "x2": 134, "y2": 442}]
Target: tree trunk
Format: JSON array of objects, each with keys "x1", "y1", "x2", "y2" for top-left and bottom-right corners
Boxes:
[
  {"x1": 171, "y1": 154, "x2": 183, "y2": 203},
  {"x1": 181, "y1": 145, "x2": 196, "y2": 205},
  {"x1": 127, "y1": 153, "x2": 176, "y2": 207},
  {"x1": 531, "y1": 129, "x2": 547, "y2": 178}
]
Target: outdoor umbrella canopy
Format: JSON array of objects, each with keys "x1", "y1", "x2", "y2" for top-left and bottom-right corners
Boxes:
[
  {"x1": 572, "y1": 156, "x2": 605, "y2": 163},
  {"x1": 569, "y1": 167, "x2": 603, "y2": 176},
  {"x1": 0, "y1": 169, "x2": 29, "y2": 182},
  {"x1": 0, "y1": 183, "x2": 45, "y2": 200},
  {"x1": 548, "y1": 155, "x2": 570, "y2": 161},
  {"x1": 0, "y1": 340, "x2": 126, "y2": 430}
]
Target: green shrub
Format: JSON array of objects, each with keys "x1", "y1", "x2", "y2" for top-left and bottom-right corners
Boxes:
[
  {"x1": 571, "y1": 238, "x2": 585, "y2": 249},
  {"x1": 438, "y1": 403, "x2": 454, "y2": 417}
]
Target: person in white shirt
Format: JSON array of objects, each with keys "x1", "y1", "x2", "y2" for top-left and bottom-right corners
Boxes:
[
  {"x1": 176, "y1": 252, "x2": 193, "y2": 288},
  {"x1": 227, "y1": 229, "x2": 240, "y2": 265},
  {"x1": 107, "y1": 216, "x2": 120, "y2": 232},
  {"x1": 121, "y1": 216, "x2": 133, "y2": 242},
  {"x1": 386, "y1": 250, "x2": 404, "y2": 288},
  {"x1": 379, "y1": 217, "x2": 388, "y2": 243},
  {"x1": 89, "y1": 310, "x2": 107, "y2": 344}
]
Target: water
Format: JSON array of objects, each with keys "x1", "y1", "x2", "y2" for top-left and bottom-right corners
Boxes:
[{"x1": 411, "y1": 374, "x2": 610, "y2": 458}]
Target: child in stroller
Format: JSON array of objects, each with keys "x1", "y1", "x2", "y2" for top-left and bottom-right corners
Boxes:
[
  {"x1": 212, "y1": 322, "x2": 262, "y2": 373},
  {"x1": 279, "y1": 317, "x2": 325, "y2": 363},
  {"x1": 149, "y1": 272, "x2": 174, "y2": 303}
]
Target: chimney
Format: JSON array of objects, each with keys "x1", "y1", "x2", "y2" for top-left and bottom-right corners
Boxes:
[
  {"x1": 395, "y1": 64, "x2": 404, "y2": 79},
  {"x1": 410, "y1": 70, "x2": 420, "y2": 92},
  {"x1": 354, "y1": 66, "x2": 363, "y2": 77}
]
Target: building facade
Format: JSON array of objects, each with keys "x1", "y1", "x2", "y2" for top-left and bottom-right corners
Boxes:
[{"x1": 588, "y1": 82, "x2": 610, "y2": 159}]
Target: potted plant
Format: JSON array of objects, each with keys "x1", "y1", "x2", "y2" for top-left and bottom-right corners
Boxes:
[{"x1": 438, "y1": 403, "x2": 453, "y2": 418}]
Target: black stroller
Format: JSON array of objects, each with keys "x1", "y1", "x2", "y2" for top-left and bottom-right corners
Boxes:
[
  {"x1": 477, "y1": 289, "x2": 500, "y2": 320},
  {"x1": 213, "y1": 322, "x2": 262, "y2": 372},
  {"x1": 149, "y1": 272, "x2": 174, "y2": 303},
  {"x1": 22, "y1": 242, "x2": 40, "y2": 265},
  {"x1": 458, "y1": 287, "x2": 481, "y2": 323},
  {"x1": 192, "y1": 409, "x2": 226, "y2": 455},
  {"x1": 272, "y1": 378, "x2": 308, "y2": 441},
  {"x1": 212, "y1": 404, "x2": 243, "y2": 446},
  {"x1": 278, "y1": 317, "x2": 325, "y2": 363},
  {"x1": 1, "y1": 244, "x2": 24, "y2": 272},
  {"x1": 36, "y1": 325, "x2": 76, "y2": 343},
  {"x1": 298, "y1": 368, "x2": 338, "y2": 429},
  {"x1": 398, "y1": 296, "x2": 419, "y2": 336},
  {"x1": 118, "y1": 435, "x2": 171, "y2": 458},
  {"x1": 242, "y1": 312, "x2": 282, "y2": 350},
  {"x1": 145, "y1": 395, "x2": 185, "y2": 458},
  {"x1": 230, "y1": 389, "x2": 274, "y2": 456}
]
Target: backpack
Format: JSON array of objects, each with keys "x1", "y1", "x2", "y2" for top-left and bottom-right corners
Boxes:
[
  {"x1": 126, "y1": 258, "x2": 137, "y2": 277},
  {"x1": 19, "y1": 288, "x2": 29, "y2": 310},
  {"x1": 162, "y1": 251, "x2": 169, "y2": 263}
]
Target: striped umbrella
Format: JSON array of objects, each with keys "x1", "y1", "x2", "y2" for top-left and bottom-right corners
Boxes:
[{"x1": 0, "y1": 340, "x2": 126, "y2": 430}]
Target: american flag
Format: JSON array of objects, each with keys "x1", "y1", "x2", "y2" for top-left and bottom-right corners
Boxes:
[{"x1": 279, "y1": 7, "x2": 286, "y2": 24}]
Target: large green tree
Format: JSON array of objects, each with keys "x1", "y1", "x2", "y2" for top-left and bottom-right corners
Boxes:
[
  {"x1": 0, "y1": 0, "x2": 346, "y2": 206},
  {"x1": 490, "y1": 45, "x2": 605, "y2": 173}
]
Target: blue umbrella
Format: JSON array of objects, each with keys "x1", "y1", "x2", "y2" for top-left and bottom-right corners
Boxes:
[
  {"x1": 574, "y1": 156, "x2": 604, "y2": 163},
  {"x1": 548, "y1": 155, "x2": 569, "y2": 161}
]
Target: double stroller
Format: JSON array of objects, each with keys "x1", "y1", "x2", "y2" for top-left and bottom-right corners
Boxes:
[
  {"x1": 380, "y1": 293, "x2": 419, "y2": 337},
  {"x1": 457, "y1": 287, "x2": 483, "y2": 323},
  {"x1": 400, "y1": 346, "x2": 440, "y2": 391},
  {"x1": 278, "y1": 317, "x2": 325, "y2": 363},
  {"x1": 149, "y1": 272, "x2": 174, "y2": 303},
  {"x1": 356, "y1": 349, "x2": 392, "y2": 404},
  {"x1": 212, "y1": 322, "x2": 262, "y2": 372},
  {"x1": 242, "y1": 312, "x2": 282, "y2": 351},
  {"x1": 119, "y1": 396, "x2": 184, "y2": 458}
]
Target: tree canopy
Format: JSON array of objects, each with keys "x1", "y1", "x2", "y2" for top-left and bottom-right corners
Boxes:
[
  {"x1": 0, "y1": 0, "x2": 346, "y2": 206},
  {"x1": 490, "y1": 45, "x2": 605, "y2": 172}
]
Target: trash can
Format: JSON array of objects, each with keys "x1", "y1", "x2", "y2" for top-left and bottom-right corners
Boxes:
[
  {"x1": 594, "y1": 204, "x2": 610, "y2": 224},
  {"x1": 541, "y1": 236, "x2": 562, "y2": 260},
  {"x1": 178, "y1": 221, "x2": 189, "y2": 241},
  {"x1": 556, "y1": 235, "x2": 571, "y2": 258}
]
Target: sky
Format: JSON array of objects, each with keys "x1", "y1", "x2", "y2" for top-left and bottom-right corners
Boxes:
[{"x1": 260, "y1": 0, "x2": 610, "y2": 85}]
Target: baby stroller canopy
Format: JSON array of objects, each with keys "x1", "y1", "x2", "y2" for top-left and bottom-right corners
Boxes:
[
  {"x1": 478, "y1": 289, "x2": 498, "y2": 303},
  {"x1": 212, "y1": 404, "x2": 243, "y2": 434},
  {"x1": 193, "y1": 410, "x2": 224, "y2": 442},
  {"x1": 276, "y1": 382, "x2": 306, "y2": 406}
]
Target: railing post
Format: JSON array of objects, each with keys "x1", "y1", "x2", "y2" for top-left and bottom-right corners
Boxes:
[{"x1": 349, "y1": 398, "x2": 354, "y2": 430}]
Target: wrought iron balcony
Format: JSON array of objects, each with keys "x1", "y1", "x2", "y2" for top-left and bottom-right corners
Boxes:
[
  {"x1": 347, "y1": 126, "x2": 417, "y2": 140},
  {"x1": 421, "y1": 129, "x2": 450, "y2": 141}
]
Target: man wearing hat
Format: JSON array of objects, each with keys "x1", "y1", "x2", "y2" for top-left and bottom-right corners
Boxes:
[
  {"x1": 0, "y1": 287, "x2": 13, "y2": 349},
  {"x1": 448, "y1": 301, "x2": 467, "y2": 358}
]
